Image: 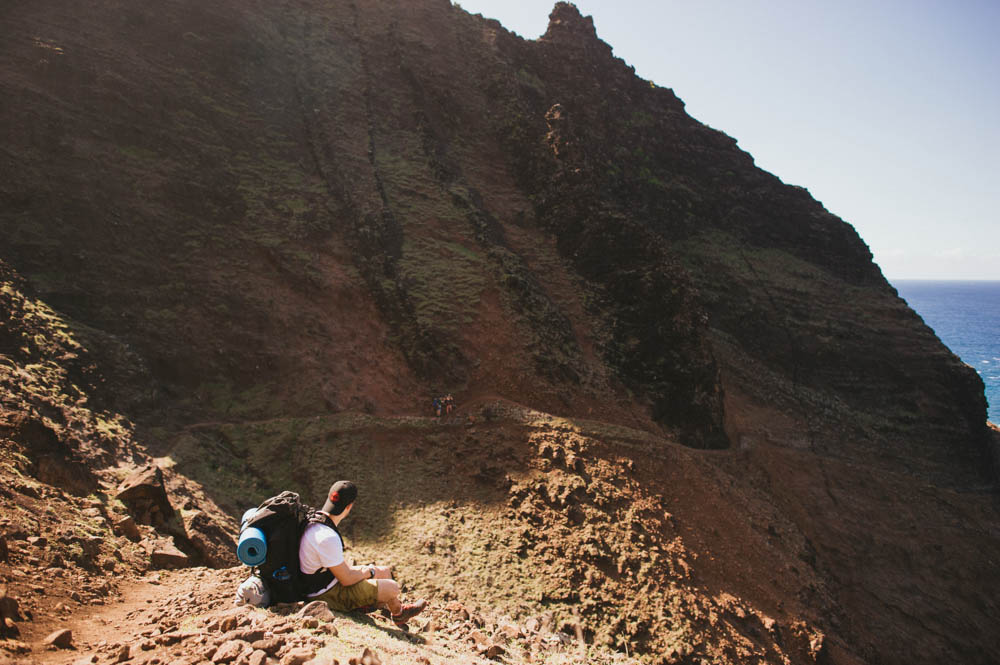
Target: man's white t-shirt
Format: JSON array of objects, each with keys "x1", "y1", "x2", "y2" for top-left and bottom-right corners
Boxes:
[{"x1": 299, "y1": 521, "x2": 344, "y2": 597}]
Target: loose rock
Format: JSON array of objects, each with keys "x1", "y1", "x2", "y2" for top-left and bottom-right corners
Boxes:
[
  {"x1": 115, "y1": 465, "x2": 178, "y2": 533},
  {"x1": 113, "y1": 644, "x2": 130, "y2": 662},
  {"x1": 208, "y1": 609, "x2": 245, "y2": 633},
  {"x1": 182, "y1": 509, "x2": 237, "y2": 568},
  {"x1": 115, "y1": 516, "x2": 142, "y2": 542},
  {"x1": 156, "y1": 631, "x2": 201, "y2": 646},
  {"x1": 280, "y1": 647, "x2": 315, "y2": 665},
  {"x1": 0, "y1": 585, "x2": 19, "y2": 628},
  {"x1": 44, "y1": 628, "x2": 74, "y2": 648},
  {"x1": 247, "y1": 650, "x2": 268, "y2": 665},
  {"x1": 0, "y1": 639, "x2": 29, "y2": 656},
  {"x1": 150, "y1": 544, "x2": 190, "y2": 570},
  {"x1": 251, "y1": 638, "x2": 284, "y2": 656},
  {"x1": 212, "y1": 639, "x2": 248, "y2": 664},
  {"x1": 220, "y1": 628, "x2": 266, "y2": 644},
  {"x1": 305, "y1": 656, "x2": 337, "y2": 665},
  {"x1": 496, "y1": 622, "x2": 522, "y2": 640},
  {"x1": 3, "y1": 616, "x2": 19, "y2": 637},
  {"x1": 299, "y1": 600, "x2": 335, "y2": 623}
]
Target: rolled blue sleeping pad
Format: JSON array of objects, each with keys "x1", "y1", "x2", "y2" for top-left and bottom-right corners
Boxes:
[
  {"x1": 237, "y1": 527, "x2": 267, "y2": 566},
  {"x1": 241, "y1": 508, "x2": 258, "y2": 529}
]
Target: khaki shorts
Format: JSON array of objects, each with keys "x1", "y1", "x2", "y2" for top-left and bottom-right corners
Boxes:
[{"x1": 310, "y1": 579, "x2": 379, "y2": 612}]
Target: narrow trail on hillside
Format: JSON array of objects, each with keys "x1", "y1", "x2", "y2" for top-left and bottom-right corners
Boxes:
[
  {"x1": 19, "y1": 566, "x2": 605, "y2": 665},
  {"x1": 23, "y1": 566, "x2": 408, "y2": 665},
  {"x1": 26, "y1": 573, "x2": 198, "y2": 665},
  {"x1": 172, "y1": 395, "x2": 662, "y2": 437}
]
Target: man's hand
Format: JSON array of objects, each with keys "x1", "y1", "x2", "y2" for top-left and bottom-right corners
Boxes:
[
  {"x1": 370, "y1": 565, "x2": 392, "y2": 580},
  {"x1": 330, "y1": 562, "x2": 392, "y2": 585},
  {"x1": 329, "y1": 561, "x2": 372, "y2": 586}
]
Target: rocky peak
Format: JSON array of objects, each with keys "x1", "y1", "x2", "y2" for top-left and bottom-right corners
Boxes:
[{"x1": 541, "y1": 2, "x2": 603, "y2": 47}]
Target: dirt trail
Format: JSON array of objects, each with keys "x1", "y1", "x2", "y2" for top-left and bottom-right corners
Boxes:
[
  {"x1": 10, "y1": 566, "x2": 622, "y2": 665},
  {"x1": 26, "y1": 575, "x2": 189, "y2": 664},
  {"x1": 13, "y1": 568, "x2": 237, "y2": 665}
]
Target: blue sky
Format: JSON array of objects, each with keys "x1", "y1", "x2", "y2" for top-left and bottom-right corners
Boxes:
[{"x1": 455, "y1": 1, "x2": 1000, "y2": 280}]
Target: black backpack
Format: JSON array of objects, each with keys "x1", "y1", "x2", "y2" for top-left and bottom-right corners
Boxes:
[{"x1": 243, "y1": 491, "x2": 315, "y2": 604}]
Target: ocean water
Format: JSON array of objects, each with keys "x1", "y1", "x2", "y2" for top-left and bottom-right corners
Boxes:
[{"x1": 892, "y1": 280, "x2": 1000, "y2": 423}]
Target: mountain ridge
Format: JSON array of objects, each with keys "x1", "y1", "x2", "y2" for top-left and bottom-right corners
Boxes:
[{"x1": 1, "y1": 2, "x2": 998, "y2": 664}]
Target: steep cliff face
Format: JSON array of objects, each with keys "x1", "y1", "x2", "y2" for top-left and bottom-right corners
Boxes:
[
  {"x1": 489, "y1": 3, "x2": 988, "y2": 475},
  {"x1": 1, "y1": 1, "x2": 997, "y2": 664},
  {"x1": 1, "y1": 0, "x2": 986, "y2": 459}
]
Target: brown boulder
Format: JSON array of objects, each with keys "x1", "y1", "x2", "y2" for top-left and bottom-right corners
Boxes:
[
  {"x1": 280, "y1": 647, "x2": 315, "y2": 665},
  {"x1": 247, "y1": 651, "x2": 268, "y2": 665},
  {"x1": 221, "y1": 628, "x2": 266, "y2": 643},
  {"x1": 112, "y1": 644, "x2": 130, "y2": 662},
  {"x1": 116, "y1": 464, "x2": 180, "y2": 534},
  {"x1": 150, "y1": 543, "x2": 191, "y2": 569},
  {"x1": 2, "y1": 617, "x2": 19, "y2": 639},
  {"x1": 0, "y1": 585, "x2": 20, "y2": 638},
  {"x1": 359, "y1": 647, "x2": 382, "y2": 665},
  {"x1": 250, "y1": 638, "x2": 284, "y2": 656},
  {"x1": 0, "y1": 640, "x2": 28, "y2": 659},
  {"x1": 181, "y1": 509, "x2": 237, "y2": 568},
  {"x1": 298, "y1": 600, "x2": 335, "y2": 623},
  {"x1": 207, "y1": 608, "x2": 247, "y2": 632},
  {"x1": 156, "y1": 631, "x2": 202, "y2": 646},
  {"x1": 496, "y1": 622, "x2": 522, "y2": 640},
  {"x1": 114, "y1": 516, "x2": 141, "y2": 542},
  {"x1": 212, "y1": 639, "x2": 248, "y2": 664},
  {"x1": 44, "y1": 628, "x2": 74, "y2": 648}
]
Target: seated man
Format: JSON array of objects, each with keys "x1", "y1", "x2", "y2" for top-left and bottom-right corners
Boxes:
[{"x1": 298, "y1": 480, "x2": 426, "y2": 626}]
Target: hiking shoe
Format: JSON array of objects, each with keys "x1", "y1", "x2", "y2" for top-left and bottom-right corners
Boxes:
[{"x1": 391, "y1": 599, "x2": 427, "y2": 626}]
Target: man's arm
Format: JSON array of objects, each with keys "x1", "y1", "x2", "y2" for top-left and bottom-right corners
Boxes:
[{"x1": 328, "y1": 561, "x2": 374, "y2": 587}]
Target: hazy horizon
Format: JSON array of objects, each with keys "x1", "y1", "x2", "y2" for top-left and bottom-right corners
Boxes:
[{"x1": 455, "y1": 1, "x2": 1000, "y2": 281}]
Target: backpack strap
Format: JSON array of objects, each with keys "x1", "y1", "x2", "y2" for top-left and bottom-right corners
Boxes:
[
  {"x1": 298, "y1": 511, "x2": 342, "y2": 597},
  {"x1": 308, "y1": 511, "x2": 343, "y2": 543}
]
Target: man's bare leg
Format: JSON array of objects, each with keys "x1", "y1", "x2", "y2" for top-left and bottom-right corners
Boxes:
[
  {"x1": 369, "y1": 565, "x2": 425, "y2": 623},
  {"x1": 375, "y1": 578, "x2": 402, "y2": 615}
]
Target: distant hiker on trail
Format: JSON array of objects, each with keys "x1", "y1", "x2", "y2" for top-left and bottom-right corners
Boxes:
[
  {"x1": 444, "y1": 394, "x2": 454, "y2": 415},
  {"x1": 298, "y1": 480, "x2": 426, "y2": 626},
  {"x1": 432, "y1": 397, "x2": 441, "y2": 418}
]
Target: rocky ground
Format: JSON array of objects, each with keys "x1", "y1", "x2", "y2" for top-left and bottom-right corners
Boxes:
[
  {"x1": 1, "y1": 565, "x2": 642, "y2": 665},
  {"x1": 2, "y1": 261, "x2": 998, "y2": 664},
  {"x1": 3, "y1": 2, "x2": 1000, "y2": 663},
  {"x1": 0, "y1": 259, "x2": 831, "y2": 665}
]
